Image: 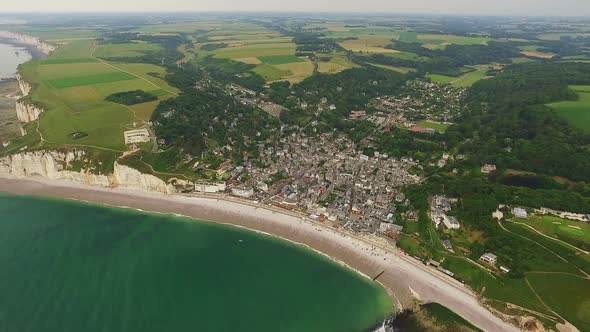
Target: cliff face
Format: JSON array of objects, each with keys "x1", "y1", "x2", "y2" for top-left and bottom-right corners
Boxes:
[
  {"x1": 7, "y1": 31, "x2": 54, "y2": 124},
  {"x1": 0, "y1": 150, "x2": 111, "y2": 187},
  {"x1": 0, "y1": 30, "x2": 55, "y2": 55},
  {"x1": 15, "y1": 70, "x2": 44, "y2": 124},
  {"x1": 15, "y1": 100, "x2": 43, "y2": 123},
  {"x1": 0, "y1": 150, "x2": 176, "y2": 194},
  {"x1": 15, "y1": 73, "x2": 31, "y2": 96},
  {"x1": 113, "y1": 162, "x2": 175, "y2": 194}
]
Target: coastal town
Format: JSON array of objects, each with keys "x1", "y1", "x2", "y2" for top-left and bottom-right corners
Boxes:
[
  {"x1": 1, "y1": 10, "x2": 590, "y2": 332},
  {"x1": 191, "y1": 129, "x2": 421, "y2": 237}
]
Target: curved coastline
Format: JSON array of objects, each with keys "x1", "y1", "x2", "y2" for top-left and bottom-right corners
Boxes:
[{"x1": 0, "y1": 176, "x2": 519, "y2": 332}]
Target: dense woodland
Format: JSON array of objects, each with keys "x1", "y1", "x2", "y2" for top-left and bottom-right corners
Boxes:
[
  {"x1": 355, "y1": 41, "x2": 521, "y2": 76},
  {"x1": 447, "y1": 62, "x2": 590, "y2": 181},
  {"x1": 152, "y1": 64, "x2": 278, "y2": 164},
  {"x1": 106, "y1": 90, "x2": 157, "y2": 105}
]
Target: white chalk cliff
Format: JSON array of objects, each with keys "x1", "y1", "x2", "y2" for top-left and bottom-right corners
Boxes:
[
  {"x1": 15, "y1": 73, "x2": 31, "y2": 96},
  {"x1": 15, "y1": 69, "x2": 44, "y2": 123},
  {"x1": 0, "y1": 30, "x2": 56, "y2": 55},
  {"x1": 0, "y1": 150, "x2": 177, "y2": 194},
  {"x1": 7, "y1": 31, "x2": 57, "y2": 124},
  {"x1": 15, "y1": 100, "x2": 43, "y2": 123},
  {"x1": 113, "y1": 162, "x2": 175, "y2": 194}
]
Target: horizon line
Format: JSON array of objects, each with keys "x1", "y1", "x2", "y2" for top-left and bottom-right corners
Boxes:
[{"x1": 1, "y1": 10, "x2": 590, "y2": 19}]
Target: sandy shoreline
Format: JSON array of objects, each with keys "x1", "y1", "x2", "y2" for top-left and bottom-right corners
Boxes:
[{"x1": 0, "y1": 176, "x2": 519, "y2": 332}]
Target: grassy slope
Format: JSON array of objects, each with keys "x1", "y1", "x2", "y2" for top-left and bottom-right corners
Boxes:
[
  {"x1": 428, "y1": 66, "x2": 490, "y2": 88},
  {"x1": 514, "y1": 215, "x2": 590, "y2": 246},
  {"x1": 527, "y1": 273, "x2": 590, "y2": 331},
  {"x1": 417, "y1": 121, "x2": 451, "y2": 132},
  {"x1": 547, "y1": 85, "x2": 590, "y2": 132}
]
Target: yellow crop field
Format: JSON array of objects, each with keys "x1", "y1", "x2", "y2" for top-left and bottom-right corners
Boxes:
[
  {"x1": 274, "y1": 60, "x2": 315, "y2": 83},
  {"x1": 339, "y1": 36, "x2": 399, "y2": 53}
]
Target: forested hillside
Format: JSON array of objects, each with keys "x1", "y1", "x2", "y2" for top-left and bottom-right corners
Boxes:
[{"x1": 447, "y1": 62, "x2": 590, "y2": 181}]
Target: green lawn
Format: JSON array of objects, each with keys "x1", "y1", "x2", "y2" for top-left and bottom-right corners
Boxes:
[
  {"x1": 427, "y1": 65, "x2": 490, "y2": 87},
  {"x1": 421, "y1": 303, "x2": 482, "y2": 331},
  {"x1": 213, "y1": 43, "x2": 297, "y2": 59},
  {"x1": 503, "y1": 222, "x2": 590, "y2": 276},
  {"x1": 94, "y1": 42, "x2": 162, "y2": 58},
  {"x1": 253, "y1": 64, "x2": 291, "y2": 81},
  {"x1": 418, "y1": 34, "x2": 491, "y2": 50},
  {"x1": 37, "y1": 58, "x2": 99, "y2": 65},
  {"x1": 514, "y1": 215, "x2": 590, "y2": 248},
  {"x1": 18, "y1": 40, "x2": 177, "y2": 151},
  {"x1": 527, "y1": 273, "x2": 590, "y2": 331},
  {"x1": 427, "y1": 74, "x2": 455, "y2": 84},
  {"x1": 441, "y1": 255, "x2": 554, "y2": 316},
  {"x1": 369, "y1": 63, "x2": 414, "y2": 74},
  {"x1": 398, "y1": 235, "x2": 421, "y2": 256},
  {"x1": 547, "y1": 86, "x2": 590, "y2": 132},
  {"x1": 46, "y1": 72, "x2": 135, "y2": 89},
  {"x1": 3, "y1": 26, "x2": 98, "y2": 41},
  {"x1": 418, "y1": 120, "x2": 451, "y2": 132},
  {"x1": 48, "y1": 40, "x2": 95, "y2": 59}
]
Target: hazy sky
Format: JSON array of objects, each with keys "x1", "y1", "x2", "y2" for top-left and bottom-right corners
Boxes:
[{"x1": 3, "y1": 0, "x2": 590, "y2": 17}]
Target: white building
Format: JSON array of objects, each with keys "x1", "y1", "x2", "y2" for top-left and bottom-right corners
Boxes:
[
  {"x1": 379, "y1": 222, "x2": 404, "y2": 234},
  {"x1": 231, "y1": 186, "x2": 254, "y2": 198},
  {"x1": 194, "y1": 181, "x2": 226, "y2": 193},
  {"x1": 442, "y1": 215, "x2": 460, "y2": 229},
  {"x1": 492, "y1": 210, "x2": 504, "y2": 220},
  {"x1": 512, "y1": 207, "x2": 528, "y2": 219},
  {"x1": 481, "y1": 164, "x2": 497, "y2": 173},
  {"x1": 480, "y1": 253, "x2": 498, "y2": 266}
]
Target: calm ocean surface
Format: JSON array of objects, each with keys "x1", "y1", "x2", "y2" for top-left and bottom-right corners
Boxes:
[
  {"x1": 0, "y1": 43, "x2": 31, "y2": 79},
  {"x1": 0, "y1": 193, "x2": 393, "y2": 332}
]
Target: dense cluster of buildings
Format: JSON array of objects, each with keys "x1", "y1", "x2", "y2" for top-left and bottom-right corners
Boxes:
[
  {"x1": 194, "y1": 130, "x2": 421, "y2": 235},
  {"x1": 429, "y1": 195, "x2": 461, "y2": 230}
]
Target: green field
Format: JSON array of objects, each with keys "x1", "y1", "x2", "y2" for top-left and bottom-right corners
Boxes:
[
  {"x1": 418, "y1": 34, "x2": 490, "y2": 50},
  {"x1": 37, "y1": 58, "x2": 99, "y2": 65},
  {"x1": 1, "y1": 26, "x2": 97, "y2": 41},
  {"x1": 427, "y1": 65, "x2": 490, "y2": 87},
  {"x1": 527, "y1": 273, "x2": 590, "y2": 331},
  {"x1": 258, "y1": 55, "x2": 304, "y2": 65},
  {"x1": 47, "y1": 72, "x2": 135, "y2": 89},
  {"x1": 547, "y1": 86, "x2": 590, "y2": 132},
  {"x1": 94, "y1": 42, "x2": 162, "y2": 58},
  {"x1": 317, "y1": 53, "x2": 358, "y2": 74},
  {"x1": 49, "y1": 40, "x2": 95, "y2": 59},
  {"x1": 421, "y1": 303, "x2": 482, "y2": 331},
  {"x1": 418, "y1": 121, "x2": 451, "y2": 132},
  {"x1": 397, "y1": 235, "x2": 422, "y2": 256},
  {"x1": 514, "y1": 215, "x2": 590, "y2": 247},
  {"x1": 253, "y1": 64, "x2": 291, "y2": 81},
  {"x1": 441, "y1": 255, "x2": 554, "y2": 316},
  {"x1": 369, "y1": 63, "x2": 415, "y2": 74},
  {"x1": 18, "y1": 40, "x2": 177, "y2": 150}
]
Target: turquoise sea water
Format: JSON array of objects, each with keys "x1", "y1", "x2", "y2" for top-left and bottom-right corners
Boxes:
[{"x1": 0, "y1": 193, "x2": 393, "y2": 332}]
